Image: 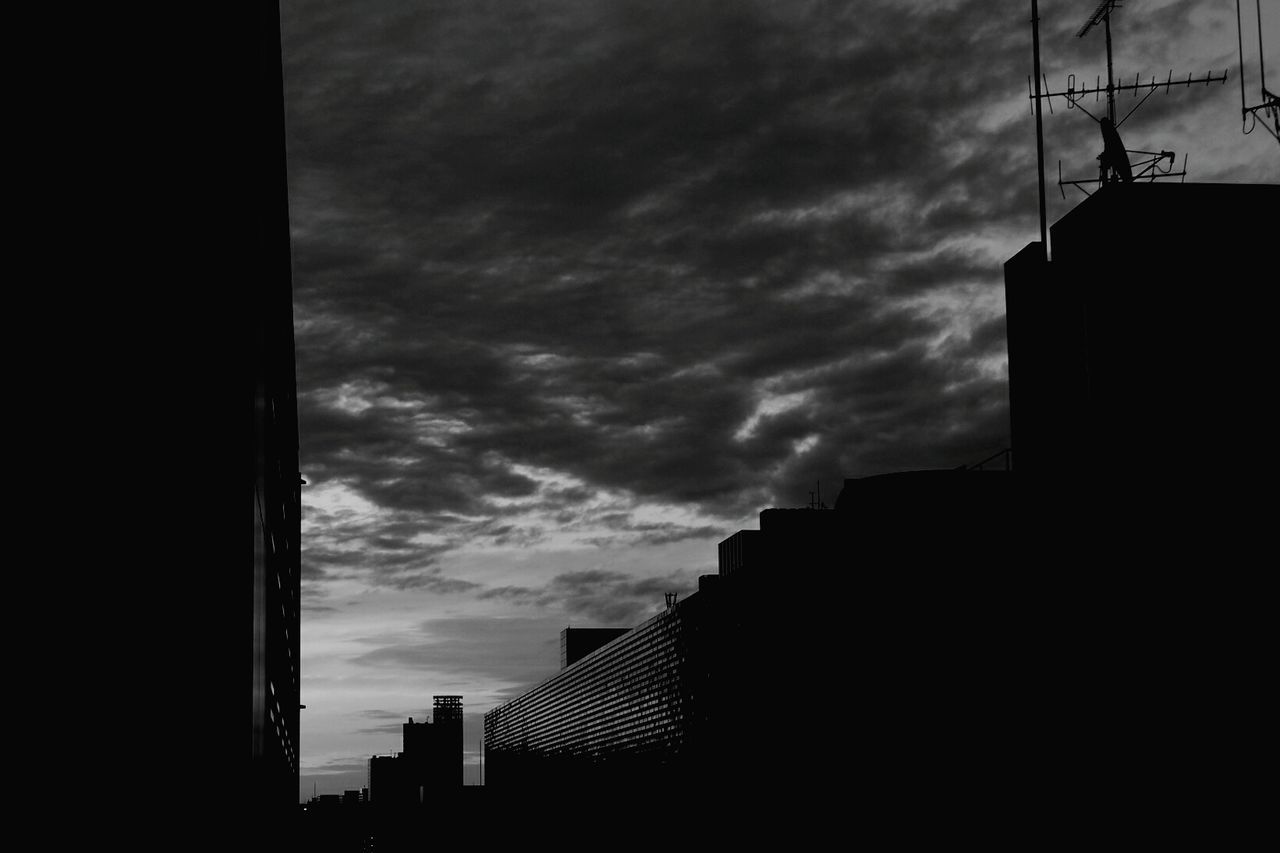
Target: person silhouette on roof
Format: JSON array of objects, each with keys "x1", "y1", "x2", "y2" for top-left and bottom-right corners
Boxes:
[{"x1": 1099, "y1": 116, "x2": 1133, "y2": 183}]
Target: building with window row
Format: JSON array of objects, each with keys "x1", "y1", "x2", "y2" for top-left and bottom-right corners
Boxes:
[{"x1": 482, "y1": 473, "x2": 1031, "y2": 796}]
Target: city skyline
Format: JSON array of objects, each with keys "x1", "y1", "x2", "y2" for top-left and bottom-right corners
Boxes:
[{"x1": 280, "y1": 0, "x2": 1279, "y2": 799}]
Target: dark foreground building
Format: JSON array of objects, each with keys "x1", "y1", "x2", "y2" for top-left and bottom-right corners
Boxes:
[
  {"x1": 484, "y1": 471, "x2": 1024, "y2": 801},
  {"x1": 1007, "y1": 182, "x2": 1276, "y2": 476},
  {"x1": 250, "y1": 0, "x2": 301, "y2": 816},
  {"x1": 1006, "y1": 181, "x2": 1276, "y2": 558},
  {"x1": 483, "y1": 182, "x2": 1275, "y2": 814},
  {"x1": 559, "y1": 627, "x2": 630, "y2": 668}
]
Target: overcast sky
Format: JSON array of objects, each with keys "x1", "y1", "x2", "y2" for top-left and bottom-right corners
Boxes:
[{"x1": 280, "y1": 0, "x2": 1278, "y2": 799}]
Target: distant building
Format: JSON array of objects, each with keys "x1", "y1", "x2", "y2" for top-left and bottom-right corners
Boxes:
[
  {"x1": 300, "y1": 789, "x2": 373, "y2": 852},
  {"x1": 369, "y1": 696, "x2": 464, "y2": 804}
]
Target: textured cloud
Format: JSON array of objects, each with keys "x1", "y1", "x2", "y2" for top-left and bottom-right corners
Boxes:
[
  {"x1": 479, "y1": 567, "x2": 701, "y2": 625},
  {"x1": 282, "y1": 0, "x2": 1035, "y2": 539},
  {"x1": 348, "y1": 615, "x2": 567, "y2": 685}
]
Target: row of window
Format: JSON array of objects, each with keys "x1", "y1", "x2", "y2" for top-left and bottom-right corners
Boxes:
[{"x1": 485, "y1": 600, "x2": 709, "y2": 767}]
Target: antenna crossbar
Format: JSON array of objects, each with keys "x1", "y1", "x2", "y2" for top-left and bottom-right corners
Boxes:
[
  {"x1": 1031, "y1": 70, "x2": 1229, "y2": 106},
  {"x1": 1076, "y1": 0, "x2": 1120, "y2": 39},
  {"x1": 1057, "y1": 151, "x2": 1186, "y2": 199}
]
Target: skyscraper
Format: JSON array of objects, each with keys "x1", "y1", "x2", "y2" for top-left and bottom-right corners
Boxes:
[{"x1": 251, "y1": 0, "x2": 302, "y2": 812}]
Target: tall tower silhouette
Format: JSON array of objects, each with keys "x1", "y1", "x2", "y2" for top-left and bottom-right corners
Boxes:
[{"x1": 251, "y1": 0, "x2": 302, "y2": 811}]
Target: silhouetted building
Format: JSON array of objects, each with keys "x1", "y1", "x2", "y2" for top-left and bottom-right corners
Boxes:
[
  {"x1": 482, "y1": 183, "x2": 1276, "y2": 804},
  {"x1": 483, "y1": 472, "x2": 1021, "y2": 799},
  {"x1": 1004, "y1": 181, "x2": 1277, "y2": 564},
  {"x1": 1006, "y1": 182, "x2": 1276, "y2": 480},
  {"x1": 251, "y1": 0, "x2": 302, "y2": 813},
  {"x1": 559, "y1": 627, "x2": 630, "y2": 669},
  {"x1": 369, "y1": 696, "x2": 464, "y2": 805},
  {"x1": 300, "y1": 789, "x2": 373, "y2": 852}
]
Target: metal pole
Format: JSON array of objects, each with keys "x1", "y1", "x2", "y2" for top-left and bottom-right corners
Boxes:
[
  {"x1": 1032, "y1": 0, "x2": 1048, "y2": 260},
  {"x1": 1259, "y1": 0, "x2": 1268, "y2": 95},
  {"x1": 1104, "y1": 7, "x2": 1116, "y2": 124},
  {"x1": 1238, "y1": 1, "x2": 1249, "y2": 118}
]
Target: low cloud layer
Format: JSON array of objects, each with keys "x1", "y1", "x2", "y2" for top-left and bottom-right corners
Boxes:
[{"x1": 479, "y1": 567, "x2": 701, "y2": 625}]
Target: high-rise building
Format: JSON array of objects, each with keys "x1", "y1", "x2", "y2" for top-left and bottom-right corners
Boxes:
[{"x1": 250, "y1": 0, "x2": 302, "y2": 812}]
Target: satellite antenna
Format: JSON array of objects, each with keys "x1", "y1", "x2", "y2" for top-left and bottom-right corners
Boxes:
[
  {"x1": 1236, "y1": 0, "x2": 1279, "y2": 144},
  {"x1": 1028, "y1": 1, "x2": 1229, "y2": 198}
]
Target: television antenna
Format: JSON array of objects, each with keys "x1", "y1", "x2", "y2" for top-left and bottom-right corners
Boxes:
[
  {"x1": 1236, "y1": 0, "x2": 1279, "y2": 144},
  {"x1": 1028, "y1": 1, "x2": 1229, "y2": 198}
]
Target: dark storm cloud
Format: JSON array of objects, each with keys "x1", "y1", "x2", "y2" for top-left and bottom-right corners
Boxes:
[
  {"x1": 478, "y1": 567, "x2": 700, "y2": 625},
  {"x1": 301, "y1": 499, "x2": 482, "y2": 591},
  {"x1": 950, "y1": 314, "x2": 1009, "y2": 361},
  {"x1": 583, "y1": 515, "x2": 727, "y2": 548},
  {"x1": 349, "y1": 615, "x2": 566, "y2": 684},
  {"x1": 281, "y1": 0, "x2": 1186, "y2": 570}
]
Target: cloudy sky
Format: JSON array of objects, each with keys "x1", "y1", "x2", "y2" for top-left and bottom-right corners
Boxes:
[{"x1": 279, "y1": 0, "x2": 1277, "y2": 799}]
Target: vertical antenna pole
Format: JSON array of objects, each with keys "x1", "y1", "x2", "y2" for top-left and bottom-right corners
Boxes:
[
  {"x1": 1032, "y1": 0, "x2": 1048, "y2": 259},
  {"x1": 1104, "y1": 5, "x2": 1116, "y2": 124},
  {"x1": 1239, "y1": 1, "x2": 1249, "y2": 118},
  {"x1": 1258, "y1": 0, "x2": 1268, "y2": 95}
]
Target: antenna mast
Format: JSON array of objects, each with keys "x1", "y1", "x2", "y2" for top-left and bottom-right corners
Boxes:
[
  {"x1": 1032, "y1": 0, "x2": 1048, "y2": 259},
  {"x1": 1029, "y1": 1, "x2": 1230, "y2": 197},
  {"x1": 1076, "y1": 1, "x2": 1119, "y2": 124},
  {"x1": 1237, "y1": 0, "x2": 1280, "y2": 144}
]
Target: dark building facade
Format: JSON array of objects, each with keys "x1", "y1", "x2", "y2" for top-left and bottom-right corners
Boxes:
[
  {"x1": 250, "y1": 0, "x2": 301, "y2": 813},
  {"x1": 486, "y1": 599, "x2": 709, "y2": 790},
  {"x1": 559, "y1": 627, "x2": 630, "y2": 669},
  {"x1": 484, "y1": 179, "x2": 1277, "y2": 799},
  {"x1": 1006, "y1": 182, "x2": 1276, "y2": 480},
  {"x1": 483, "y1": 473, "x2": 1028, "y2": 799},
  {"x1": 369, "y1": 696, "x2": 465, "y2": 805},
  {"x1": 1005, "y1": 181, "x2": 1277, "y2": 565}
]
